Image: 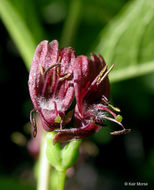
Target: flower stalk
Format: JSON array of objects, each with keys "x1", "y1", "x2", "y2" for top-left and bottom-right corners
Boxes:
[
  {"x1": 45, "y1": 132, "x2": 81, "y2": 190},
  {"x1": 57, "y1": 170, "x2": 66, "y2": 190},
  {"x1": 37, "y1": 134, "x2": 50, "y2": 190}
]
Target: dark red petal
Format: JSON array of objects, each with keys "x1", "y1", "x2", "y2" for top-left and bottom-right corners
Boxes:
[
  {"x1": 74, "y1": 54, "x2": 110, "y2": 118},
  {"x1": 73, "y1": 56, "x2": 90, "y2": 115},
  {"x1": 57, "y1": 47, "x2": 75, "y2": 111},
  {"x1": 59, "y1": 47, "x2": 76, "y2": 75},
  {"x1": 28, "y1": 40, "x2": 58, "y2": 110},
  {"x1": 29, "y1": 40, "x2": 76, "y2": 131},
  {"x1": 53, "y1": 123, "x2": 101, "y2": 144}
]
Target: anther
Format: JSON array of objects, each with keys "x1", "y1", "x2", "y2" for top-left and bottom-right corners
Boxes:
[
  {"x1": 97, "y1": 65, "x2": 107, "y2": 82},
  {"x1": 40, "y1": 66, "x2": 45, "y2": 75},
  {"x1": 99, "y1": 64, "x2": 114, "y2": 83},
  {"x1": 59, "y1": 73, "x2": 72, "y2": 81},
  {"x1": 57, "y1": 56, "x2": 62, "y2": 76},
  {"x1": 33, "y1": 128, "x2": 37, "y2": 137},
  {"x1": 102, "y1": 95, "x2": 108, "y2": 103},
  {"x1": 30, "y1": 109, "x2": 37, "y2": 137},
  {"x1": 110, "y1": 129, "x2": 131, "y2": 135},
  {"x1": 109, "y1": 104, "x2": 121, "y2": 112},
  {"x1": 102, "y1": 96, "x2": 120, "y2": 112},
  {"x1": 57, "y1": 56, "x2": 62, "y2": 63},
  {"x1": 43, "y1": 64, "x2": 60, "y2": 76},
  {"x1": 57, "y1": 66, "x2": 60, "y2": 76}
]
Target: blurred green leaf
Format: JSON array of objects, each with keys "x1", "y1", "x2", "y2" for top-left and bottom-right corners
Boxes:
[
  {"x1": 7, "y1": 0, "x2": 45, "y2": 42},
  {"x1": 0, "y1": 0, "x2": 36, "y2": 69},
  {"x1": 60, "y1": 0, "x2": 82, "y2": 47},
  {"x1": 95, "y1": 0, "x2": 154, "y2": 83},
  {"x1": 0, "y1": 176, "x2": 34, "y2": 190}
]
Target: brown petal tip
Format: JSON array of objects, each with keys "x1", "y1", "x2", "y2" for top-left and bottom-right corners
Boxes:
[{"x1": 110, "y1": 129, "x2": 131, "y2": 135}]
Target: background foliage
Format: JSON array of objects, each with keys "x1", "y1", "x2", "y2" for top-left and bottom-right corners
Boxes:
[{"x1": 0, "y1": 0, "x2": 154, "y2": 189}]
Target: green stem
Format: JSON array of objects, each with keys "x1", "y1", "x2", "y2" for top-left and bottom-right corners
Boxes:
[
  {"x1": 57, "y1": 170, "x2": 66, "y2": 190},
  {"x1": 60, "y1": 0, "x2": 82, "y2": 47},
  {"x1": 37, "y1": 135, "x2": 50, "y2": 190}
]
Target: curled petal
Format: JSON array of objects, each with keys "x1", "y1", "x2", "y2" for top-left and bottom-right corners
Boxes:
[
  {"x1": 53, "y1": 123, "x2": 101, "y2": 144},
  {"x1": 110, "y1": 129, "x2": 131, "y2": 135}
]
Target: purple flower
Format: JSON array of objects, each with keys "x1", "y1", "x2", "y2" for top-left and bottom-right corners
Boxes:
[
  {"x1": 54, "y1": 54, "x2": 130, "y2": 143},
  {"x1": 28, "y1": 40, "x2": 75, "y2": 132},
  {"x1": 28, "y1": 40, "x2": 130, "y2": 143}
]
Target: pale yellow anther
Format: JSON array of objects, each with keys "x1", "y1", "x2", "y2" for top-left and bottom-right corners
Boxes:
[
  {"x1": 97, "y1": 65, "x2": 107, "y2": 82},
  {"x1": 102, "y1": 94, "x2": 120, "y2": 112},
  {"x1": 59, "y1": 73, "x2": 72, "y2": 81},
  {"x1": 40, "y1": 66, "x2": 45, "y2": 75},
  {"x1": 108, "y1": 104, "x2": 121, "y2": 112},
  {"x1": 57, "y1": 66, "x2": 60, "y2": 76},
  {"x1": 99, "y1": 64, "x2": 114, "y2": 83},
  {"x1": 44, "y1": 64, "x2": 60, "y2": 75},
  {"x1": 57, "y1": 56, "x2": 62, "y2": 63}
]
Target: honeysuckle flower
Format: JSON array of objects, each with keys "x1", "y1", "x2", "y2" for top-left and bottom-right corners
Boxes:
[
  {"x1": 28, "y1": 40, "x2": 75, "y2": 132},
  {"x1": 54, "y1": 54, "x2": 130, "y2": 143}
]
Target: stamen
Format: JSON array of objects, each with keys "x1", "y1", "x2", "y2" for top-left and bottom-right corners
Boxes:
[
  {"x1": 96, "y1": 65, "x2": 107, "y2": 82},
  {"x1": 57, "y1": 66, "x2": 60, "y2": 77},
  {"x1": 57, "y1": 56, "x2": 61, "y2": 76},
  {"x1": 30, "y1": 109, "x2": 35, "y2": 125},
  {"x1": 98, "y1": 64, "x2": 114, "y2": 83},
  {"x1": 30, "y1": 109, "x2": 37, "y2": 137},
  {"x1": 59, "y1": 73, "x2": 72, "y2": 81},
  {"x1": 40, "y1": 66, "x2": 45, "y2": 75},
  {"x1": 108, "y1": 104, "x2": 121, "y2": 112},
  {"x1": 103, "y1": 115, "x2": 124, "y2": 128},
  {"x1": 102, "y1": 96, "x2": 120, "y2": 112},
  {"x1": 81, "y1": 65, "x2": 109, "y2": 100},
  {"x1": 103, "y1": 115, "x2": 131, "y2": 136},
  {"x1": 57, "y1": 56, "x2": 62, "y2": 63},
  {"x1": 43, "y1": 63, "x2": 60, "y2": 76},
  {"x1": 102, "y1": 95, "x2": 108, "y2": 103},
  {"x1": 96, "y1": 105, "x2": 117, "y2": 118},
  {"x1": 33, "y1": 128, "x2": 37, "y2": 138},
  {"x1": 110, "y1": 129, "x2": 131, "y2": 135}
]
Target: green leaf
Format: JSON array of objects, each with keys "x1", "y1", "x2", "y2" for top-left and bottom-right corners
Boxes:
[
  {"x1": 95, "y1": 0, "x2": 154, "y2": 83},
  {"x1": 46, "y1": 132, "x2": 62, "y2": 171},
  {"x1": 62, "y1": 139, "x2": 81, "y2": 170},
  {"x1": 60, "y1": 0, "x2": 82, "y2": 47},
  {"x1": 0, "y1": 0, "x2": 36, "y2": 69},
  {"x1": 46, "y1": 132, "x2": 81, "y2": 171},
  {"x1": 7, "y1": 0, "x2": 45, "y2": 42}
]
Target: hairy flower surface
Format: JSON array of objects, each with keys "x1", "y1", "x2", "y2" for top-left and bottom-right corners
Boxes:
[
  {"x1": 28, "y1": 40, "x2": 75, "y2": 132},
  {"x1": 54, "y1": 54, "x2": 130, "y2": 143},
  {"x1": 29, "y1": 40, "x2": 130, "y2": 143}
]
